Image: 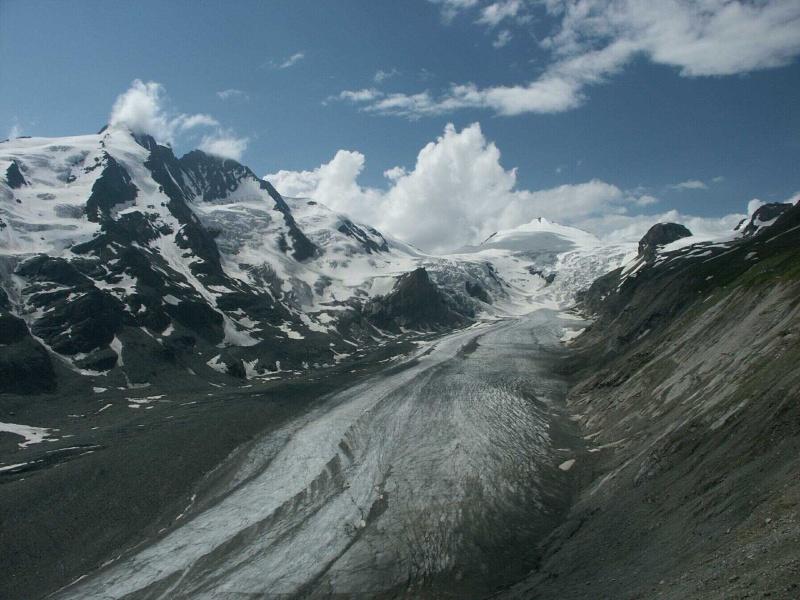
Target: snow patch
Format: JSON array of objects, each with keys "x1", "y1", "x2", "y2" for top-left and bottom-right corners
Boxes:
[{"x1": 0, "y1": 421, "x2": 58, "y2": 448}]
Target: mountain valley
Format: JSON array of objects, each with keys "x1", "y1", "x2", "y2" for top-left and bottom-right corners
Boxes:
[{"x1": 0, "y1": 128, "x2": 798, "y2": 599}]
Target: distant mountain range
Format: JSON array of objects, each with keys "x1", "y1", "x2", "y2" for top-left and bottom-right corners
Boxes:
[
  {"x1": 0, "y1": 127, "x2": 633, "y2": 394},
  {"x1": 1, "y1": 127, "x2": 794, "y2": 396}
]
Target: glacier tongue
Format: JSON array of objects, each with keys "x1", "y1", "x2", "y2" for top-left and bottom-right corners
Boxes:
[{"x1": 55, "y1": 310, "x2": 579, "y2": 599}]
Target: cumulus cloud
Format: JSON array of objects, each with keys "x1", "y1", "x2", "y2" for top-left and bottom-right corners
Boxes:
[
  {"x1": 109, "y1": 80, "x2": 248, "y2": 159},
  {"x1": 109, "y1": 79, "x2": 221, "y2": 143},
  {"x1": 267, "y1": 122, "x2": 745, "y2": 252},
  {"x1": 198, "y1": 131, "x2": 249, "y2": 161},
  {"x1": 109, "y1": 80, "x2": 173, "y2": 139},
  {"x1": 383, "y1": 166, "x2": 408, "y2": 181},
  {"x1": 217, "y1": 88, "x2": 249, "y2": 101},
  {"x1": 347, "y1": 1, "x2": 800, "y2": 118}
]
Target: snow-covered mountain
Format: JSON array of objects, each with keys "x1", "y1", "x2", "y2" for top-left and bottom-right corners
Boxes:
[
  {"x1": 0, "y1": 127, "x2": 632, "y2": 393},
  {"x1": 449, "y1": 217, "x2": 635, "y2": 310}
]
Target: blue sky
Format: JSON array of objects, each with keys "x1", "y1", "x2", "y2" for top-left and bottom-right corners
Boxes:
[{"x1": 2, "y1": 0, "x2": 799, "y2": 249}]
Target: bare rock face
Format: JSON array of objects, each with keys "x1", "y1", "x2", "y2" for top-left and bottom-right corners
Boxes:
[
  {"x1": 0, "y1": 289, "x2": 55, "y2": 393},
  {"x1": 637, "y1": 222, "x2": 692, "y2": 260},
  {"x1": 5, "y1": 161, "x2": 27, "y2": 189},
  {"x1": 735, "y1": 202, "x2": 793, "y2": 237},
  {"x1": 465, "y1": 280, "x2": 492, "y2": 303},
  {"x1": 364, "y1": 267, "x2": 470, "y2": 332}
]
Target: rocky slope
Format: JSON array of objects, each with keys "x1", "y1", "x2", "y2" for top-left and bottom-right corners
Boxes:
[
  {"x1": 498, "y1": 203, "x2": 800, "y2": 599},
  {"x1": 0, "y1": 129, "x2": 490, "y2": 394}
]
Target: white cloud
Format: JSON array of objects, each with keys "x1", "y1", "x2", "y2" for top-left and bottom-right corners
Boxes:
[
  {"x1": 109, "y1": 79, "x2": 221, "y2": 143},
  {"x1": 747, "y1": 199, "x2": 764, "y2": 215},
  {"x1": 383, "y1": 166, "x2": 408, "y2": 181},
  {"x1": 279, "y1": 52, "x2": 305, "y2": 69},
  {"x1": 670, "y1": 179, "x2": 708, "y2": 191},
  {"x1": 109, "y1": 80, "x2": 173, "y2": 139},
  {"x1": 478, "y1": 1, "x2": 523, "y2": 27},
  {"x1": 338, "y1": 88, "x2": 384, "y2": 102},
  {"x1": 217, "y1": 88, "x2": 249, "y2": 101},
  {"x1": 429, "y1": 0, "x2": 480, "y2": 22},
  {"x1": 268, "y1": 150, "x2": 377, "y2": 203},
  {"x1": 198, "y1": 131, "x2": 249, "y2": 161},
  {"x1": 263, "y1": 52, "x2": 306, "y2": 70},
  {"x1": 176, "y1": 113, "x2": 220, "y2": 130},
  {"x1": 347, "y1": 1, "x2": 800, "y2": 118},
  {"x1": 267, "y1": 122, "x2": 747, "y2": 252},
  {"x1": 669, "y1": 176, "x2": 729, "y2": 190},
  {"x1": 493, "y1": 30, "x2": 513, "y2": 48},
  {"x1": 109, "y1": 80, "x2": 247, "y2": 159},
  {"x1": 635, "y1": 195, "x2": 659, "y2": 206},
  {"x1": 337, "y1": 77, "x2": 584, "y2": 118},
  {"x1": 374, "y1": 69, "x2": 400, "y2": 83}
]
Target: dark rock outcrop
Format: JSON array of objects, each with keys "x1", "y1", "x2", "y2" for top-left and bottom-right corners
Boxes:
[
  {"x1": 337, "y1": 219, "x2": 390, "y2": 254},
  {"x1": 5, "y1": 161, "x2": 27, "y2": 188},
  {"x1": 0, "y1": 335, "x2": 56, "y2": 394},
  {"x1": 259, "y1": 179, "x2": 318, "y2": 262},
  {"x1": 165, "y1": 300, "x2": 224, "y2": 344},
  {"x1": 31, "y1": 289, "x2": 126, "y2": 355},
  {"x1": 637, "y1": 222, "x2": 692, "y2": 260},
  {"x1": 364, "y1": 267, "x2": 470, "y2": 331},
  {"x1": 527, "y1": 266, "x2": 556, "y2": 284},
  {"x1": 465, "y1": 280, "x2": 492, "y2": 303},
  {"x1": 0, "y1": 313, "x2": 28, "y2": 345},
  {"x1": 0, "y1": 300, "x2": 56, "y2": 393},
  {"x1": 179, "y1": 150, "x2": 253, "y2": 203},
  {"x1": 85, "y1": 155, "x2": 138, "y2": 222},
  {"x1": 142, "y1": 141, "x2": 224, "y2": 276},
  {"x1": 735, "y1": 202, "x2": 793, "y2": 237}
]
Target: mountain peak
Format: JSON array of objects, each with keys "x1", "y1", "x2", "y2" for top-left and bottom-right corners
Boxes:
[
  {"x1": 637, "y1": 222, "x2": 692, "y2": 259},
  {"x1": 476, "y1": 217, "x2": 599, "y2": 253}
]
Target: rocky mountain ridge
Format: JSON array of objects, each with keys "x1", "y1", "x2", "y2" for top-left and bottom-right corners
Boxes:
[{"x1": 1, "y1": 127, "x2": 631, "y2": 395}]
